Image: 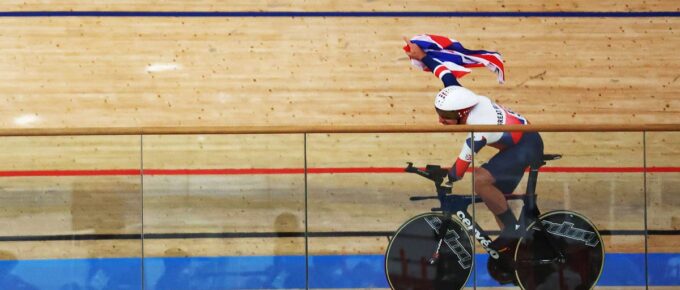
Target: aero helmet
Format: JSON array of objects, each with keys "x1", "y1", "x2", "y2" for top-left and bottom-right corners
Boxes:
[{"x1": 434, "y1": 86, "x2": 480, "y2": 111}]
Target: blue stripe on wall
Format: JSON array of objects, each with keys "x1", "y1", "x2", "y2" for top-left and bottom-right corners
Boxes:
[{"x1": 0, "y1": 253, "x2": 677, "y2": 289}]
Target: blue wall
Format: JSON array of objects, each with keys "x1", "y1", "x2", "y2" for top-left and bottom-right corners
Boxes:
[{"x1": 0, "y1": 253, "x2": 677, "y2": 289}]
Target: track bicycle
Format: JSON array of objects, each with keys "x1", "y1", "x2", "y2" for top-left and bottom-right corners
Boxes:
[{"x1": 385, "y1": 154, "x2": 605, "y2": 290}]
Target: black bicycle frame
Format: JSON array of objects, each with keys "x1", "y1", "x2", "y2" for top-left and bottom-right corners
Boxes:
[
  {"x1": 435, "y1": 190, "x2": 530, "y2": 259},
  {"x1": 406, "y1": 160, "x2": 565, "y2": 263}
]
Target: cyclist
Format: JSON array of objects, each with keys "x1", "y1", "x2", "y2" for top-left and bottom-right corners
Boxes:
[{"x1": 403, "y1": 38, "x2": 545, "y2": 264}]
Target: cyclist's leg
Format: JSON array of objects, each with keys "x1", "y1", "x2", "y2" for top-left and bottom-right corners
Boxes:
[
  {"x1": 480, "y1": 133, "x2": 544, "y2": 248},
  {"x1": 477, "y1": 132, "x2": 544, "y2": 229},
  {"x1": 480, "y1": 171, "x2": 523, "y2": 285},
  {"x1": 477, "y1": 155, "x2": 525, "y2": 275},
  {"x1": 474, "y1": 167, "x2": 516, "y2": 228},
  {"x1": 476, "y1": 153, "x2": 526, "y2": 230},
  {"x1": 479, "y1": 134, "x2": 541, "y2": 284}
]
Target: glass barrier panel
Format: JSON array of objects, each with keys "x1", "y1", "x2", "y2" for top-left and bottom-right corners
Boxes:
[
  {"x1": 306, "y1": 133, "x2": 475, "y2": 290},
  {"x1": 544, "y1": 131, "x2": 645, "y2": 290},
  {"x1": 141, "y1": 134, "x2": 306, "y2": 290},
  {"x1": 468, "y1": 130, "x2": 516, "y2": 289},
  {"x1": 471, "y1": 131, "x2": 646, "y2": 289},
  {"x1": 0, "y1": 136, "x2": 143, "y2": 290},
  {"x1": 646, "y1": 131, "x2": 680, "y2": 290}
]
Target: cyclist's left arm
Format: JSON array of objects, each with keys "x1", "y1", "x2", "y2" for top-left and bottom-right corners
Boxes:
[
  {"x1": 449, "y1": 42, "x2": 492, "y2": 56},
  {"x1": 403, "y1": 37, "x2": 461, "y2": 88},
  {"x1": 420, "y1": 55, "x2": 461, "y2": 87},
  {"x1": 448, "y1": 133, "x2": 488, "y2": 182}
]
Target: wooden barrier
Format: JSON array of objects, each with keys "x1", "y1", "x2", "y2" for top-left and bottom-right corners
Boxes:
[
  {"x1": 1, "y1": 0, "x2": 678, "y2": 12},
  {"x1": 0, "y1": 124, "x2": 678, "y2": 136}
]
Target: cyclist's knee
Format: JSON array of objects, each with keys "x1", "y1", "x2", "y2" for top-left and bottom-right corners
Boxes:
[{"x1": 474, "y1": 168, "x2": 495, "y2": 188}]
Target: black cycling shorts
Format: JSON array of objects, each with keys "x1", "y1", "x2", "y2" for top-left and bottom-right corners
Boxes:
[{"x1": 481, "y1": 132, "x2": 544, "y2": 194}]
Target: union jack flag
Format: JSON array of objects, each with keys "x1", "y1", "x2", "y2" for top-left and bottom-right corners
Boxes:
[{"x1": 403, "y1": 34, "x2": 505, "y2": 84}]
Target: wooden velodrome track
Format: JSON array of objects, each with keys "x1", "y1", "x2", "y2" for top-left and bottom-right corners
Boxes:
[{"x1": 0, "y1": 0, "x2": 678, "y2": 289}]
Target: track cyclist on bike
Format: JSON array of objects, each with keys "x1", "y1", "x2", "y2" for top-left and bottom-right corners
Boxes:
[{"x1": 403, "y1": 37, "x2": 545, "y2": 275}]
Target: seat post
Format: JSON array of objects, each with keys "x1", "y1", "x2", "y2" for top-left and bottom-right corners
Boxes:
[
  {"x1": 526, "y1": 162, "x2": 544, "y2": 197},
  {"x1": 521, "y1": 154, "x2": 560, "y2": 223},
  {"x1": 523, "y1": 161, "x2": 545, "y2": 217}
]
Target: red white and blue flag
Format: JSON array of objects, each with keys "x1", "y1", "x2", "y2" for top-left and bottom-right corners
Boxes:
[{"x1": 403, "y1": 34, "x2": 505, "y2": 84}]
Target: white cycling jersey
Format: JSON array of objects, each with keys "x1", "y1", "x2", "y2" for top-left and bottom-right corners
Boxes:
[{"x1": 451, "y1": 95, "x2": 530, "y2": 179}]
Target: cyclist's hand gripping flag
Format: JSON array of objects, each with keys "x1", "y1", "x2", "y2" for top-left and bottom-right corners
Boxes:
[{"x1": 403, "y1": 34, "x2": 505, "y2": 84}]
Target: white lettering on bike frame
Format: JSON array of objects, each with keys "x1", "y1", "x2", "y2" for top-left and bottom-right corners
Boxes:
[
  {"x1": 456, "y1": 211, "x2": 500, "y2": 259},
  {"x1": 541, "y1": 220, "x2": 600, "y2": 247},
  {"x1": 425, "y1": 216, "x2": 473, "y2": 269}
]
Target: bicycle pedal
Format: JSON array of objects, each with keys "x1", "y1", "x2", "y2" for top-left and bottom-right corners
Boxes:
[
  {"x1": 497, "y1": 246, "x2": 512, "y2": 253},
  {"x1": 487, "y1": 257, "x2": 516, "y2": 285}
]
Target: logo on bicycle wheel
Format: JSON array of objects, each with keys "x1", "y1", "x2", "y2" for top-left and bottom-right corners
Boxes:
[
  {"x1": 425, "y1": 216, "x2": 473, "y2": 269},
  {"x1": 541, "y1": 220, "x2": 600, "y2": 247}
]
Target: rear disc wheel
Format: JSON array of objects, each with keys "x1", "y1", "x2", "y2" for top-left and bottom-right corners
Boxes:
[{"x1": 515, "y1": 210, "x2": 605, "y2": 290}]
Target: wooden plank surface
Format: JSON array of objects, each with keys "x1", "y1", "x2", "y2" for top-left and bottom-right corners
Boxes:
[
  {"x1": 0, "y1": 17, "x2": 678, "y2": 130},
  {"x1": 1, "y1": 0, "x2": 678, "y2": 12},
  {"x1": 1, "y1": 124, "x2": 680, "y2": 137},
  {"x1": 0, "y1": 1, "x2": 676, "y2": 287},
  {"x1": 0, "y1": 136, "x2": 140, "y2": 170}
]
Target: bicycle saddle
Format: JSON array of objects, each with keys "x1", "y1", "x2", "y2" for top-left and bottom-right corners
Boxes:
[{"x1": 542, "y1": 154, "x2": 562, "y2": 161}]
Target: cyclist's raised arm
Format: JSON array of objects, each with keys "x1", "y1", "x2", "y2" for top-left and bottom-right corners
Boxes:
[
  {"x1": 420, "y1": 55, "x2": 461, "y2": 88},
  {"x1": 403, "y1": 37, "x2": 461, "y2": 88},
  {"x1": 449, "y1": 41, "x2": 493, "y2": 56}
]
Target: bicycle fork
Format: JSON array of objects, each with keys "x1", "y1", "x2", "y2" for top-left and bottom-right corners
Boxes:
[
  {"x1": 425, "y1": 216, "x2": 474, "y2": 269},
  {"x1": 429, "y1": 238, "x2": 443, "y2": 265}
]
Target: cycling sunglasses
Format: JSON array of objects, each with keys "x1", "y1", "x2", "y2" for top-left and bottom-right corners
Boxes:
[{"x1": 435, "y1": 108, "x2": 460, "y2": 120}]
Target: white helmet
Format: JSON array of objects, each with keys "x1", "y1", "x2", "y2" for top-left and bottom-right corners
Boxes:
[{"x1": 434, "y1": 86, "x2": 480, "y2": 112}]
